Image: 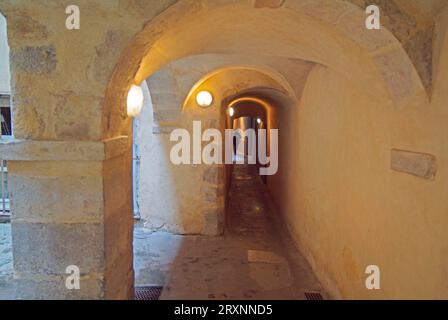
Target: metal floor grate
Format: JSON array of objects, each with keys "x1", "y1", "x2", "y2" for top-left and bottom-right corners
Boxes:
[
  {"x1": 304, "y1": 292, "x2": 324, "y2": 300},
  {"x1": 135, "y1": 286, "x2": 163, "y2": 300}
]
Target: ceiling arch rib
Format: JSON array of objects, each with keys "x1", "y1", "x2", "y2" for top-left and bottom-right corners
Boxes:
[{"x1": 105, "y1": 0, "x2": 433, "y2": 137}]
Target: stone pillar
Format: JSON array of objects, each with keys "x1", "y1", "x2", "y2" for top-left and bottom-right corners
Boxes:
[
  {"x1": 0, "y1": 2, "x2": 142, "y2": 299},
  {"x1": 0, "y1": 137, "x2": 133, "y2": 299},
  {"x1": 102, "y1": 150, "x2": 134, "y2": 299},
  {"x1": 10, "y1": 160, "x2": 105, "y2": 299}
]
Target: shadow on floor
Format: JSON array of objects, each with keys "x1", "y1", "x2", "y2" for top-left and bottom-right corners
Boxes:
[
  {"x1": 0, "y1": 165, "x2": 326, "y2": 300},
  {"x1": 134, "y1": 164, "x2": 326, "y2": 300}
]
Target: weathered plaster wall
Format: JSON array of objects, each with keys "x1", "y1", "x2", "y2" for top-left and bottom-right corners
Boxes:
[
  {"x1": 135, "y1": 80, "x2": 210, "y2": 234},
  {"x1": 269, "y1": 7, "x2": 448, "y2": 298}
]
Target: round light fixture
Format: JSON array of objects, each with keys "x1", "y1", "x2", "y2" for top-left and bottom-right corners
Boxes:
[
  {"x1": 196, "y1": 90, "x2": 213, "y2": 108},
  {"x1": 228, "y1": 107, "x2": 234, "y2": 117},
  {"x1": 127, "y1": 84, "x2": 144, "y2": 117},
  {"x1": 257, "y1": 118, "x2": 262, "y2": 124}
]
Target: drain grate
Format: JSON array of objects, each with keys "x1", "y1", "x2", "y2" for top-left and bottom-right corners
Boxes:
[
  {"x1": 304, "y1": 292, "x2": 324, "y2": 300},
  {"x1": 135, "y1": 286, "x2": 163, "y2": 300}
]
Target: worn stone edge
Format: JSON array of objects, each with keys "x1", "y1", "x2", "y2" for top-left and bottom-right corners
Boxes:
[{"x1": 0, "y1": 136, "x2": 129, "y2": 161}]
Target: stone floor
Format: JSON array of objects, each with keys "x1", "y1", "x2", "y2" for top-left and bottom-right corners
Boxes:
[
  {"x1": 0, "y1": 164, "x2": 325, "y2": 300},
  {"x1": 134, "y1": 164, "x2": 325, "y2": 300}
]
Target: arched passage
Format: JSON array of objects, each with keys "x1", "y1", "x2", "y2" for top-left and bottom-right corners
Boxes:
[
  {"x1": 103, "y1": 0, "x2": 428, "y2": 140},
  {"x1": 0, "y1": 0, "x2": 447, "y2": 300},
  {"x1": 56, "y1": 0, "x2": 443, "y2": 297}
]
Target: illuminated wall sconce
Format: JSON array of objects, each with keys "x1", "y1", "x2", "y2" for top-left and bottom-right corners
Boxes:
[
  {"x1": 228, "y1": 107, "x2": 235, "y2": 117},
  {"x1": 196, "y1": 90, "x2": 213, "y2": 108},
  {"x1": 127, "y1": 84, "x2": 144, "y2": 117},
  {"x1": 257, "y1": 118, "x2": 262, "y2": 124}
]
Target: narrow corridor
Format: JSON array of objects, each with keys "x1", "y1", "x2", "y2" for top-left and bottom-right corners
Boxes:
[{"x1": 134, "y1": 164, "x2": 325, "y2": 300}]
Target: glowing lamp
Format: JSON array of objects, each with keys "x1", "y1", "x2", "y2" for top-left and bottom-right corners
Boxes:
[
  {"x1": 228, "y1": 107, "x2": 235, "y2": 117},
  {"x1": 196, "y1": 90, "x2": 213, "y2": 108},
  {"x1": 257, "y1": 118, "x2": 262, "y2": 124},
  {"x1": 127, "y1": 84, "x2": 144, "y2": 117}
]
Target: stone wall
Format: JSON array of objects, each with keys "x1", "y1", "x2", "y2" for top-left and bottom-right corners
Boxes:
[
  {"x1": 268, "y1": 10, "x2": 448, "y2": 296},
  {"x1": 135, "y1": 80, "x2": 217, "y2": 235},
  {"x1": 0, "y1": 0, "x2": 176, "y2": 299}
]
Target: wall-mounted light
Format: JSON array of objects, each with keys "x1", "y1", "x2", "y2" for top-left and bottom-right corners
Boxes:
[
  {"x1": 196, "y1": 90, "x2": 213, "y2": 108},
  {"x1": 228, "y1": 107, "x2": 234, "y2": 117},
  {"x1": 127, "y1": 84, "x2": 144, "y2": 117},
  {"x1": 257, "y1": 118, "x2": 262, "y2": 124}
]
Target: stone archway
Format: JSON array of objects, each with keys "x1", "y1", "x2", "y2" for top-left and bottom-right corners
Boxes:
[
  {"x1": 104, "y1": 0, "x2": 430, "y2": 142},
  {"x1": 0, "y1": 0, "x2": 439, "y2": 300}
]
